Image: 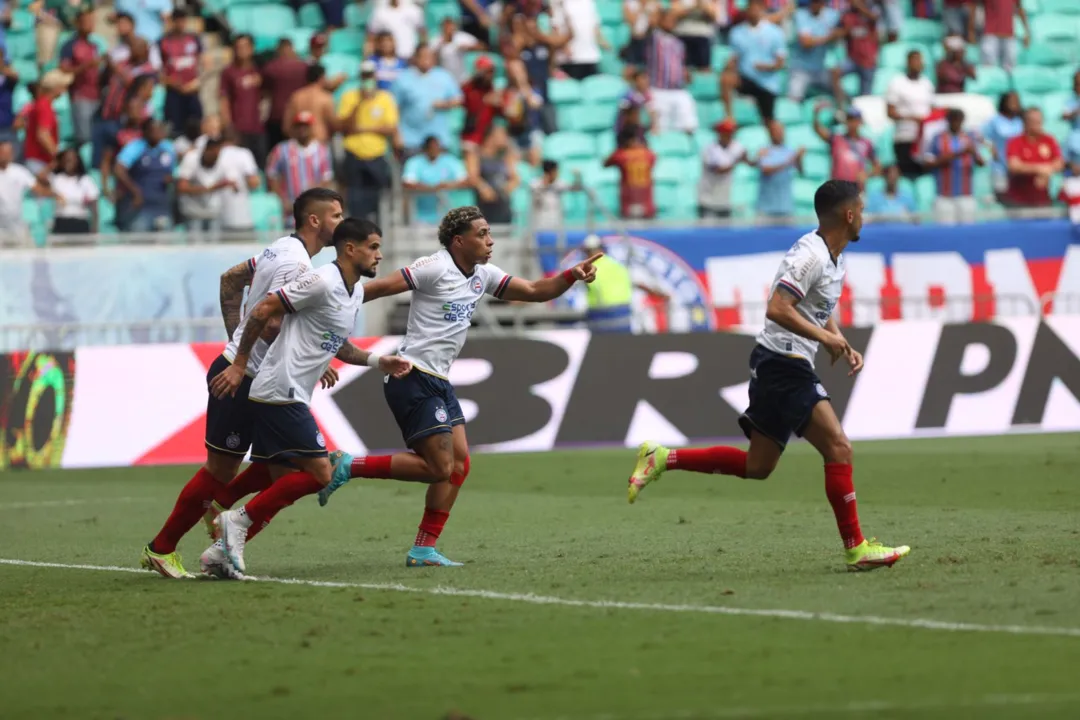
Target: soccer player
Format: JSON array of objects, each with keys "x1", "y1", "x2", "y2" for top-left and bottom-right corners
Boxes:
[
  {"x1": 315, "y1": 206, "x2": 602, "y2": 567},
  {"x1": 626, "y1": 180, "x2": 911, "y2": 572},
  {"x1": 139, "y1": 188, "x2": 345, "y2": 579},
  {"x1": 204, "y1": 218, "x2": 412, "y2": 577}
]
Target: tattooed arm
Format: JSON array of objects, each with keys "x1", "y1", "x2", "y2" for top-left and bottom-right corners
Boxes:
[
  {"x1": 208, "y1": 293, "x2": 286, "y2": 398},
  {"x1": 219, "y1": 260, "x2": 255, "y2": 337},
  {"x1": 335, "y1": 341, "x2": 413, "y2": 377}
]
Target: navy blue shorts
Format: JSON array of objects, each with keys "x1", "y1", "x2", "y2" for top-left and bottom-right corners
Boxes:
[
  {"x1": 737, "y1": 345, "x2": 830, "y2": 450},
  {"x1": 249, "y1": 400, "x2": 328, "y2": 464},
  {"x1": 383, "y1": 369, "x2": 465, "y2": 447},
  {"x1": 204, "y1": 354, "x2": 254, "y2": 457}
]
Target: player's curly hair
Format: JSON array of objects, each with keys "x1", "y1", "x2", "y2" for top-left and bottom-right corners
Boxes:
[{"x1": 437, "y1": 206, "x2": 485, "y2": 248}]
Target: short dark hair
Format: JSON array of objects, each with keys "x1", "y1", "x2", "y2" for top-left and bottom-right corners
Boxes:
[
  {"x1": 814, "y1": 180, "x2": 861, "y2": 220},
  {"x1": 115, "y1": 11, "x2": 134, "y2": 23},
  {"x1": 58, "y1": 147, "x2": 88, "y2": 177},
  {"x1": 946, "y1": 107, "x2": 965, "y2": 124},
  {"x1": 333, "y1": 217, "x2": 382, "y2": 248},
  {"x1": 422, "y1": 135, "x2": 441, "y2": 150},
  {"x1": 907, "y1": 49, "x2": 922, "y2": 61},
  {"x1": 998, "y1": 90, "x2": 1018, "y2": 114},
  {"x1": 307, "y1": 64, "x2": 325, "y2": 84},
  {"x1": 234, "y1": 33, "x2": 253, "y2": 47},
  {"x1": 542, "y1": 159, "x2": 558, "y2": 174},
  {"x1": 293, "y1": 187, "x2": 344, "y2": 229},
  {"x1": 140, "y1": 117, "x2": 161, "y2": 135},
  {"x1": 438, "y1": 206, "x2": 485, "y2": 248}
]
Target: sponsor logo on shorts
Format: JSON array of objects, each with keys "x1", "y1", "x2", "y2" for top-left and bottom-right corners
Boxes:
[
  {"x1": 815, "y1": 383, "x2": 828, "y2": 397},
  {"x1": 315, "y1": 432, "x2": 326, "y2": 448},
  {"x1": 435, "y1": 407, "x2": 448, "y2": 423},
  {"x1": 225, "y1": 432, "x2": 241, "y2": 450}
]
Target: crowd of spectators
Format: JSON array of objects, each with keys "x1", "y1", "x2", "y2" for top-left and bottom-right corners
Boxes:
[{"x1": 0, "y1": 0, "x2": 1078, "y2": 240}]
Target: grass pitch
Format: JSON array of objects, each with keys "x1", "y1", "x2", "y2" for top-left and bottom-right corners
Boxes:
[{"x1": 1, "y1": 433, "x2": 1079, "y2": 720}]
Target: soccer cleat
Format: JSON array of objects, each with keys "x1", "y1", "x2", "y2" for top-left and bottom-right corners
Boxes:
[
  {"x1": 216, "y1": 510, "x2": 250, "y2": 573},
  {"x1": 628, "y1": 441, "x2": 670, "y2": 504},
  {"x1": 202, "y1": 501, "x2": 224, "y2": 540},
  {"x1": 406, "y1": 547, "x2": 464, "y2": 567},
  {"x1": 200, "y1": 540, "x2": 247, "y2": 580},
  {"x1": 140, "y1": 545, "x2": 193, "y2": 579},
  {"x1": 845, "y1": 538, "x2": 911, "y2": 572},
  {"x1": 318, "y1": 450, "x2": 353, "y2": 507}
]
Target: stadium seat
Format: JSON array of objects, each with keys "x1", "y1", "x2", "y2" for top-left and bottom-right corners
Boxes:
[
  {"x1": 580, "y1": 74, "x2": 626, "y2": 104},
  {"x1": 736, "y1": 125, "x2": 770, "y2": 156},
  {"x1": 251, "y1": 193, "x2": 284, "y2": 231},
  {"x1": 548, "y1": 78, "x2": 582, "y2": 106},
  {"x1": 1031, "y1": 14, "x2": 1080, "y2": 45},
  {"x1": 697, "y1": 101, "x2": 723, "y2": 128},
  {"x1": 802, "y1": 152, "x2": 831, "y2": 180},
  {"x1": 427, "y1": 1, "x2": 459, "y2": 25},
  {"x1": 298, "y1": 3, "x2": 326, "y2": 29},
  {"x1": 689, "y1": 72, "x2": 720, "y2": 102},
  {"x1": 322, "y1": 53, "x2": 361, "y2": 80},
  {"x1": 786, "y1": 124, "x2": 819, "y2": 150},
  {"x1": 566, "y1": 103, "x2": 617, "y2": 133},
  {"x1": 543, "y1": 131, "x2": 596, "y2": 162},
  {"x1": 227, "y1": 5, "x2": 296, "y2": 36},
  {"x1": 900, "y1": 18, "x2": 944, "y2": 45},
  {"x1": 968, "y1": 66, "x2": 1011, "y2": 97},
  {"x1": 13, "y1": 60, "x2": 39, "y2": 85},
  {"x1": 1040, "y1": 0, "x2": 1080, "y2": 15},
  {"x1": 595, "y1": 130, "x2": 617, "y2": 158},
  {"x1": 5, "y1": 31, "x2": 36, "y2": 60},
  {"x1": 1012, "y1": 65, "x2": 1066, "y2": 95},
  {"x1": 329, "y1": 30, "x2": 365, "y2": 55},
  {"x1": 1020, "y1": 43, "x2": 1073, "y2": 68},
  {"x1": 710, "y1": 44, "x2": 732, "y2": 72},
  {"x1": 732, "y1": 98, "x2": 761, "y2": 127},
  {"x1": 914, "y1": 175, "x2": 937, "y2": 212},
  {"x1": 880, "y1": 42, "x2": 930, "y2": 71},
  {"x1": 774, "y1": 98, "x2": 802, "y2": 126},
  {"x1": 730, "y1": 179, "x2": 759, "y2": 216},
  {"x1": 344, "y1": 2, "x2": 372, "y2": 27},
  {"x1": 871, "y1": 69, "x2": 901, "y2": 96},
  {"x1": 651, "y1": 132, "x2": 694, "y2": 158},
  {"x1": 598, "y1": 3, "x2": 623, "y2": 26}
]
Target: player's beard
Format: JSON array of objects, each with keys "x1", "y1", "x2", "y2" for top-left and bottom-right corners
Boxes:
[{"x1": 359, "y1": 263, "x2": 378, "y2": 279}]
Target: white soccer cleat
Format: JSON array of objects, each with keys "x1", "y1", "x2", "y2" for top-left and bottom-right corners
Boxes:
[
  {"x1": 200, "y1": 539, "x2": 247, "y2": 580},
  {"x1": 215, "y1": 509, "x2": 250, "y2": 573}
]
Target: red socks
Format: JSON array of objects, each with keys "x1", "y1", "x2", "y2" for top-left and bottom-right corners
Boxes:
[
  {"x1": 825, "y1": 463, "x2": 864, "y2": 549},
  {"x1": 240, "y1": 471, "x2": 323, "y2": 535},
  {"x1": 350, "y1": 455, "x2": 393, "y2": 479},
  {"x1": 150, "y1": 468, "x2": 220, "y2": 554},
  {"x1": 414, "y1": 508, "x2": 449, "y2": 547},
  {"x1": 216, "y1": 463, "x2": 273, "y2": 509},
  {"x1": 667, "y1": 446, "x2": 747, "y2": 478}
]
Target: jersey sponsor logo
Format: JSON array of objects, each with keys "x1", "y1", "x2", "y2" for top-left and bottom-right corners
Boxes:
[
  {"x1": 435, "y1": 407, "x2": 448, "y2": 423},
  {"x1": 293, "y1": 273, "x2": 321, "y2": 291},
  {"x1": 557, "y1": 235, "x2": 714, "y2": 332},
  {"x1": 225, "y1": 432, "x2": 241, "y2": 449},
  {"x1": 315, "y1": 431, "x2": 326, "y2": 448},
  {"x1": 814, "y1": 300, "x2": 836, "y2": 322},
  {"x1": 442, "y1": 301, "x2": 477, "y2": 322},
  {"x1": 320, "y1": 330, "x2": 347, "y2": 354},
  {"x1": 471, "y1": 277, "x2": 484, "y2": 295},
  {"x1": 261, "y1": 248, "x2": 278, "y2": 261},
  {"x1": 792, "y1": 254, "x2": 819, "y2": 282}
]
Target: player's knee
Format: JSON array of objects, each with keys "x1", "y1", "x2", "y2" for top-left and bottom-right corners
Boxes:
[
  {"x1": 450, "y1": 454, "x2": 470, "y2": 487},
  {"x1": 204, "y1": 454, "x2": 239, "y2": 485},
  {"x1": 428, "y1": 455, "x2": 455, "y2": 484},
  {"x1": 744, "y1": 460, "x2": 776, "y2": 480},
  {"x1": 824, "y1": 436, "x2": 853, "y2": 465}
]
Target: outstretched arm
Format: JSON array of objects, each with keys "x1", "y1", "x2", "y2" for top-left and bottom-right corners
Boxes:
[
  {"x1": 500, "y1": 253, "x2": 603, "y2": 303},
  {"x1": 362, "y1": 270, "x2": 413, "y2": 303},
  {"x1": 334, "y1": 341, "x2": 411, "y2": 378},
  {"x1": 220, "y1": 259, "x2": 255, "y2": 337}
]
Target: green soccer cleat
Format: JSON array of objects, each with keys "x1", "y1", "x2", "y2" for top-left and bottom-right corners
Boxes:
[
  {"x1": 202, "y1": 501, "x2": 224, "y2": 540},
  {"x1": 628, "y1": 441, "x2": 670, "y2": 504},
  {"x1": 140, "y1": 545, "x2": 193, "y2": 579},
  {"x1": 845, "y1": 538, "x2": 911, "y2": 572}
]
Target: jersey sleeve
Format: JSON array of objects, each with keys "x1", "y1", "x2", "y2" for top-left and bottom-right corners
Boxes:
[
  {"x1": 400, "y1": 255, "x2": 443, "y2": 293},
  {"x1": 482, "y1": 263, "x2": 513, "y2": 299},
  {"x1": 774, "y1": 246, "x2": 824, "y2": 302},
  {"x1": 275, "y1": 269, "x2": 329, "y2": 314}
]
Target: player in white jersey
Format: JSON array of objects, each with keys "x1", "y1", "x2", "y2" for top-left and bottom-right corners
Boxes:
[
  {"x1": 627, "y1": 180, "x2": 911, "y2": 571},
  {"x1": 316, "y1": 206, "x2": 602, "y2": 567},
  {"x1": 140, "y1": 188, "x2": 345, "y2": 579},
  {"x1": 201, "y1": 218, "x2": 412, "y2": 577}
]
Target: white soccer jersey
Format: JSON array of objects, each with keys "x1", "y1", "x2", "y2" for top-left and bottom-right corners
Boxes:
[
  {"x1": 396, "y1": 249, "x2": 513, "y2": 378},
  {"x1": 250, "y1": 263, "x2": 365, "y2": 405},
  {"x1": 223, "y1": 235, "x2": 313, "y2": 375},
  {"x1": 756, "y1": 230, "x2": 845, "y2": 367}
]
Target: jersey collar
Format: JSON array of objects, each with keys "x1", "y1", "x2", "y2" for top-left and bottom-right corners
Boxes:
[
  {"x1": 445, "y1": 248, "x2": 475, "y2": 279},
  {"x1": 814, "y1": 229, "x2": 839, "y2": 266},
  {"x1": 332, "y1": 260, "x2": 355, "y2": 297}
]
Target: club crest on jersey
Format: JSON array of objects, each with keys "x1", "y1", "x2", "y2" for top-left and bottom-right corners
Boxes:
[
  {"x1": 556, "y1": 235, "x2": 714, "y2": 332},
  {"x1": 471, "y1": 277, "x2": 484, "y2": 295},
  {"x1": 316, "y1": 432, "x2": 326, "y2": 448},
  {"x1": 435, "y1": 407, "x2": 448, "y2": 423},
  {"x1": 225, "y1": 432, "x2": 241, "y2": 449}
]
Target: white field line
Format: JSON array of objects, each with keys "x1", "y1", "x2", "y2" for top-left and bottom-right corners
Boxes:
[
  {"x1": 0, "y1": 497, "x2": 155, "y2": 510},
  {"x1": 3, "y1": 558, "x2": 1080, "y2": 640},
  {"x1": 517, "y1": 692, "x2": 1080, "y2": 720}
]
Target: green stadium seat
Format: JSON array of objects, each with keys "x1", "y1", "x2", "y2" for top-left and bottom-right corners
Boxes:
[
  {"x1": 595, "y1": 130, "x2": 617, "y2": 158},
  {"x1": 1019, "y1": 44, "x2": 1072, "y2": 68},
  {"x1": 1012, "y1": 65, "x2": 1066, "y2": 95},
  {"x1": 786, "y1": 124, "x2": 819, "y2": 150},
  {"x1": 731, "y1": 180, "x2": 759, "y2": 217},
  {"x1": 736, "y1": 125, "x2": 769, "y2": 156},
  {"x1": 10, "y1": 8, "x2": 34, "y2": 31},
  {"x1": 543, "y1": 131, "x2": 596, "y2": 162},
  {"x1": 651, "y1": 132, "x2": 694, "y2": 157},
  {"x1": 900, "y1": 18, "x2": 944, "y2": 45},
  {"x1": 298, "y1": 3, "x2": 326, "y2": 29},
  {"x1": 6, "y1": 31, "x2": 36, "y2": 60},
  {"x1": 603, "y1": 25, "x2": 631, "y2": 50},
  {"x1": 914, "y1": 175, "x2": 937, "y2": 212},
  {"x1": 968, "y1": 66, "x2": 1010, "y2": 97},
  {"x1": 598, "y1": 50, "x2": 623, "y2": 76},
  {"x1": 580, "y1": 164, "x2": 618, "y2": 187},
  {"x1": 696, "y1": 100, "x2": 723, "y2": 128},
  {"x1": 548, "y1": 78, "x2": 582, "y2": 106},
  {"x1": 1031, "y1": 14, "x2": 1080, "y2": 45},
  {"x1": 773, "y1": 98, "x2": 802, "y2": 126},
  {"x1": 228, "y1": 5, "x2": 296, "y2": 35},
  {"x1": 880, "y1": 42, "x2": 930, "y2": 71},
  {"x1": 599, "y1": 3, "x2": 623, "y2": 26},
  {"x1": 97, "y1": 197, "x2": 116, "y2": 230},
  {"x1": 711, "y1": 44, "x2": 732, "y2": 72},
  {"x1": 653, "y1": 158, "x2": 686, "y2": 185},
  {"x1": 580, "y1": 74, "x2": 626, "y2": 104},
  {"x1": 322, "y1": 53, "x2": 361, "y2": 79},
  {"x1": 566, "y1": 103, "x2": 617, "y2": 133},
  {"x1": 427, "y1": 1, "x2": 459, "y2": 24},
  {"x1": 344, "y1": 2, "x2": 373, "y2": 27},
  {"x1": 733, "y1": 98, "x2": 761, "y2": 127},
  {"x1": 1039, "y1": 0, "x2": 1080, "y2": 15},
  {"x1": 688, "y1": 72, "x2": 720, "y2": 101},
  {"x1": 251, "y1": 193, "x2": 284, "y2": 231},
  {"x1": 13, "y1": 60, "x2": 39, "y2": 85},
  {"x1": 329, "y1": 30, "x2": 365, "y2": 55},
  {"x1": 510, "y1": 187, "x2": 531, "y2": 222},
  {"x1": 802, "y1": 152, "x2": 831, "y2": 180},
  {"x1": 871, "y1": 69, "x2": 901, "y2": 96}
]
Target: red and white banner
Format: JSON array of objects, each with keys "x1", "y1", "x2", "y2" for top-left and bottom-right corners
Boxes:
[{"x1": 3, "y1": 318, "x2": 1079, "y2": 471}]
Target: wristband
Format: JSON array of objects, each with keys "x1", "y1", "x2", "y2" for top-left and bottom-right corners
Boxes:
[
  {"x1": 366, "y1": 353, "x2": 383, "y2": 369},
  {"x1": 562, "y1": 269, "x2": 576, "y2": 284}
]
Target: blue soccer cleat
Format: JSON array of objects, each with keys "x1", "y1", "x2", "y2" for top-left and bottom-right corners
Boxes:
[
  {"x1": 406, "y1": 547, "x2": 464, "y2": 567},
  {"x1": 318, "y1": 450, "x2": 353, "y2": 507}
]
